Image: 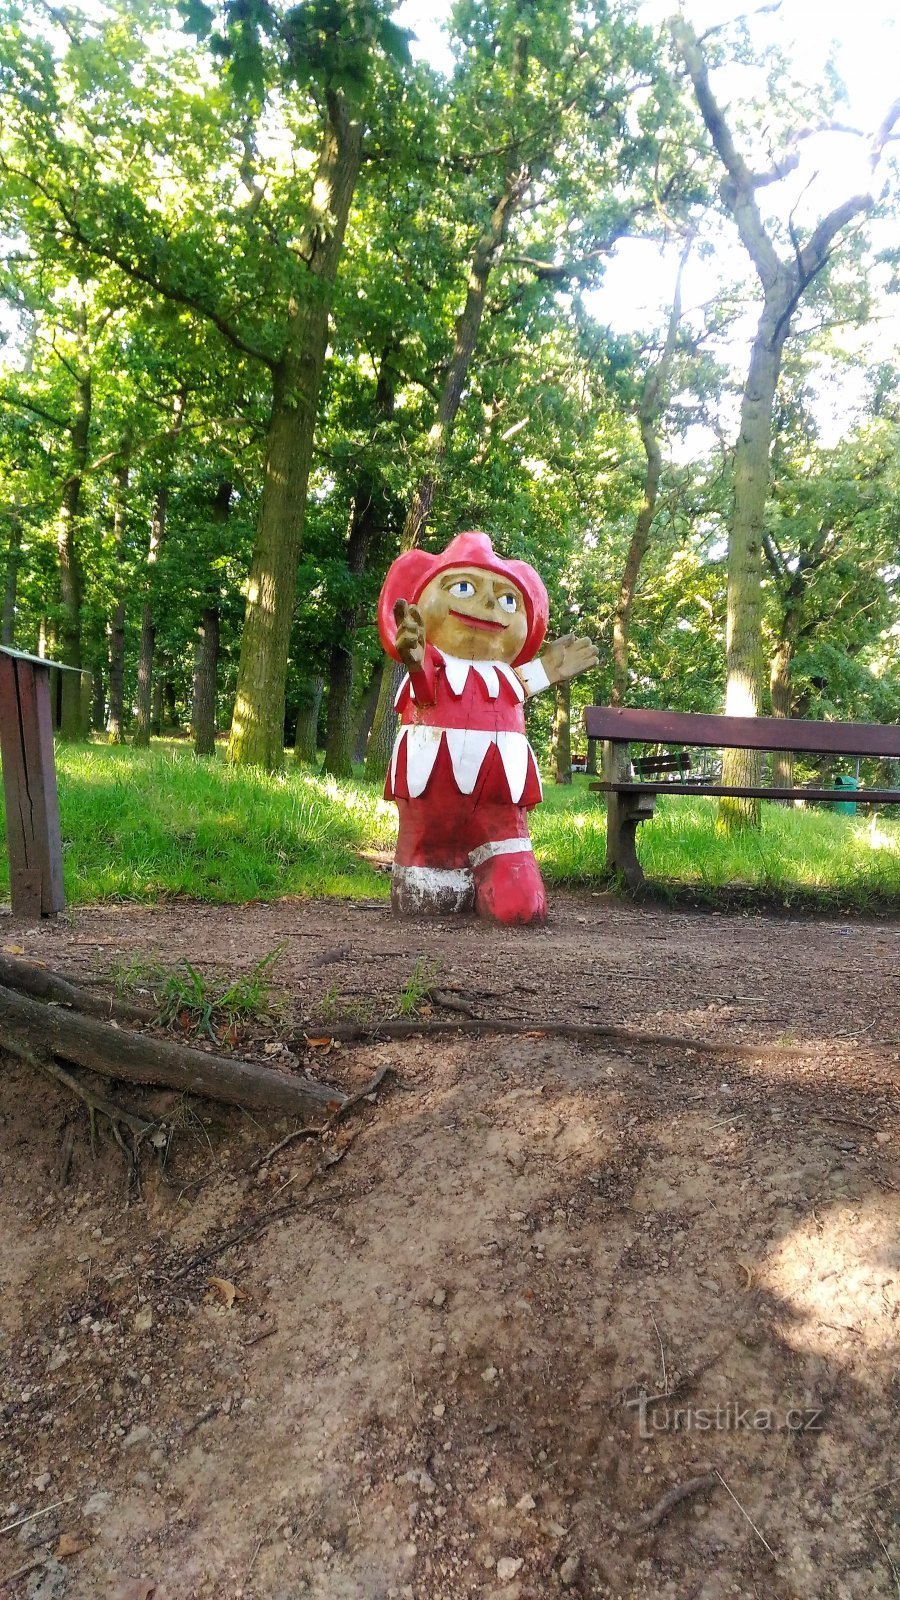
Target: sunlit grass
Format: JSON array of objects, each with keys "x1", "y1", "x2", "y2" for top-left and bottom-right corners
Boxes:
[
  {"x1": 0, "y1": 740, "x2": 395, "y2": 905},
  {"x1": 534, "y1": 775, "x2": 900, "y2": 907},
  {"x1": 0, "y1": 743, "x2": 897, "y2": 910}
]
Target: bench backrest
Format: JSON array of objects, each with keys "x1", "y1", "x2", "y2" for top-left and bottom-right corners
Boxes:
[{"x1": 584, "y1": 706, "x2": 900, "y2": 759}]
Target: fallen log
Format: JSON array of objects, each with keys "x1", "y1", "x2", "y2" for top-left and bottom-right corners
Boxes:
[{"x1": 0, "y1": 984, "x2": 343, "y2": 1120}]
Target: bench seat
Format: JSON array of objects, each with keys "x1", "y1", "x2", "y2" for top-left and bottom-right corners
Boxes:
[{"x1": 592, "y1": 782, "x2": 900, "y2": 804}]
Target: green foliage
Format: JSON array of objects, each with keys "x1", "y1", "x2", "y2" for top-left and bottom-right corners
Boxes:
[
  {"x1": 0, "y1": 0, "x2": 896, "y2": 768},
  {"x1": 395, "y1": 957, "x2": 439, "y2": 1015}
]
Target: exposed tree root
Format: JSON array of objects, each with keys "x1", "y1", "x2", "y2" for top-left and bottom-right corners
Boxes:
[
  {"x1": 0, "y1": 981, "x2": 344, "y2": 1118},
  {"x1": 250, "y1": 1062, "x2": 397, "y2": 1172},
  {"x1": 631, "y1": 1473, "x2": 719, "y2": 1533},
  {"x1": 298, "y1": 1014, "x2": 827, "y2": 1061},
  {"x1": 4, "y1": 1035, "x2": 166, "y2": 1193},
  {"x1": 0, "y1": 951, "x2": 157, "y2": 1023}
]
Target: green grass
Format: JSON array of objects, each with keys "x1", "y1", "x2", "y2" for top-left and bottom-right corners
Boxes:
[
  {"x1": 0, "y1": 740, "x2": 395, "y2": 905},
  {"x1": 0, "y1": 742, "x2": 897, "y2": 911}
]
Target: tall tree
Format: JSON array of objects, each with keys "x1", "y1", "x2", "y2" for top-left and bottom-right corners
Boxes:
[
  {"x1": 364, "y1": 0, "x2": 692, "y2": 779},
  {"x1": 610, "y1": 237, "x2": 692, "y2": 709},
  {"x1": 133, "y1": 390, "x2": 186, "y2": 746},
  {"x1": 673, "y1": 18, "x2": 900, "y2": 828},
  {"x1": 0, "y1": 0, "x2": 411, "y2": 767}
]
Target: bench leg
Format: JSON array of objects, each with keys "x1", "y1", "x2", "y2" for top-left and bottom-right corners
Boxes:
[
  {"x1": 602, "y1": 738, "x2": 654, "y2": 893},
  {"x1": 605, "y1": 793, "x2": 653, "y2": 893}
]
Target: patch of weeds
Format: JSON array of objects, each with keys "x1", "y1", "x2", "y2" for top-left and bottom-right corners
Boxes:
[
  {"x1": 109, "y1": 955, "x2": 166, "y2": 999},
  {"x1": 157, "y1": 947, "x2": 285, "y2": 1041},
  {"x1": 396, "y1": 957, "x2": 440, "y2": 1017},
  {"x1": 310, "y1": 983, "x2": 376, "y2": 1026}
]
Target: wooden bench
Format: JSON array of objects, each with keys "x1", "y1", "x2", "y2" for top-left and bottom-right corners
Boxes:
[
  {"x1": 0, "y1": 647, "x2": 67, "y2": 918},
  {"x1": 633, "y1": 750, "x2": 693, "y2": 781},
  {"x1": 583, "y1": 705, "x2": 900, "y2": 892}
]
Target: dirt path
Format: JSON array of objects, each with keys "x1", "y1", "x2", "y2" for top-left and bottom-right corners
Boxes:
[{"x1": 1, "y1": 894, "x2": 898, "y2": 1600}]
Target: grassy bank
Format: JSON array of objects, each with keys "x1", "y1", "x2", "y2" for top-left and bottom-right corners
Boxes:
[{"x1": 1, "y1": 741, "x2": 898, "y2": 909}]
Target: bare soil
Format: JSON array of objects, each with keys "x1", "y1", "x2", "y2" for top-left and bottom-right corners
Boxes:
[{"x1": 1, "y1": 891, "x2": 899, "y2": 1600}]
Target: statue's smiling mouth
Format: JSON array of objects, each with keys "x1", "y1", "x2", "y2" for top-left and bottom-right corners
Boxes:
[{"x1": 449, "y1": 609, "x2": 507, "y2": 632}]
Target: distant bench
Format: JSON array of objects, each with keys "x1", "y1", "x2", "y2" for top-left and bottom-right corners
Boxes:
[{"x1": 584, "y1": 705, "x2": 900, "y2": 892}]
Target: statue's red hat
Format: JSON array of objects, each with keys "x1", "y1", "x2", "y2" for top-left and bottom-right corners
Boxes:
[{"x1": 377, "y1": 531, "x2": 549, "y2": 667}]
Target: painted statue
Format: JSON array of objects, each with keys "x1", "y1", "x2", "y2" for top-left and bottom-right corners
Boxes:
[{"x1": 377, "y1": 530, "x2": 598, "y2": 924}]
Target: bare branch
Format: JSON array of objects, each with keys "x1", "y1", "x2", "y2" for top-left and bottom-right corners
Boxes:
[
  {"x1": 872, "y1": 97, "x2": 900, "y2": 165},
  {"x1": 671, "y1": 18, "x2": 782, "y2": 289},
  {"x1": 798, "y1": 192, "x2": 873, "y2": 281}
]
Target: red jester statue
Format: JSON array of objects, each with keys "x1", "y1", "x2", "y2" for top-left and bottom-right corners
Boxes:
[{"x1": 377, "y1": 530, "x2": 598, "y2": 925}]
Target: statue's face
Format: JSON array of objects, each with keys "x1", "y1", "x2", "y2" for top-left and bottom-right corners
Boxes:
[{"x1": 417, "y1": 566, "x2": 529, "y2": 662}]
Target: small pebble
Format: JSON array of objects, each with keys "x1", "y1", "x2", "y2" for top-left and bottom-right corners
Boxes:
[{"x1": 497, "y1": 1556, "x2": 523, "y2": 1581}]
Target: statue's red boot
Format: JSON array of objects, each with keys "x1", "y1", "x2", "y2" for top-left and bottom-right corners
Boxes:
[{"x1": 472, "y1": 847, "x2": 547, "y2": 925}]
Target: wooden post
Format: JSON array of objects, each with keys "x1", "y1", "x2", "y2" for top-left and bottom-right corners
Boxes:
[
  {"x1": 0, "y1": 649, "x2": 65, "y2": 918},
  {"x1": 602, "y1": 737, "x2": 654, "y2": 892}
]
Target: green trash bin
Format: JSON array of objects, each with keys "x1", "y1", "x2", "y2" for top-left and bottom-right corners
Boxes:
[{"x1": 833, "y1": 774, "x2": 858, "y2": 816}]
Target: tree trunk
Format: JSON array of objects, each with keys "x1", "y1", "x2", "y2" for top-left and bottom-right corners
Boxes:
[
  {"x1": 552, "y1": 679, "x2": 572, "y2": 785},
  {"x1": 610, "y1": 242, "x2": 689, "y2": 708},
  {"x1": 2, "y1": 516, "x2": 22, "y2": 646},
  {"x1": 133, "y1": 600, "x2": 156, "y2": 746},
  {"x1": 365, "y1": 660, "x2": 404, "y2": 784},
  {"x1": 769, "y1": 637, "x2": 795, "y2": 791},
  {"x1": 363, "y1": 180, "x2": 528, "y2": 778},
  {"x1": 57, "y1": 369, "x2": 92, "y2": 739},
  {"x1": 611, "y1": 415, "x2": 662, "y2": 708},
  {"x1": 719, "y1": 299, "x2": 788, "y2": 830},
  {"x1": 353, "y1": 662, "x2": 383, "y2": 764},
  {"x1": 133, "y1": 394, "x2": 185, "y2": 747},
  {"x1": 151, "y1": 676, "x2": 164, "y2": 737},
  {"x1": 192, "y1": 605, "x2": 220, "y2": 756},
  {"x1": 107, "y1": 460, "x2": 129, "y2": 743},
  {"x1": 192, "y1": 479, "x2": 230, "y2": 757},
  {"x1": 163, "y1": 678, "x2": 178, "y2": 731},
  {"x1": 673, "y1": 19, "x2": 877, "y2": 835},
  {"x1": 323, "y1": 356, "x2": 397, "y2": 780},
  {"x1": 91, "y1": 667, "x2": 105, "y2": 731},
  {"x1": 365, "y1": 45, "x2": 532, "y2": 786},
  {"x1": 586, "y1": 738, "x2": 598, "y2": 777},
  {"x1": 293, "y1": 676, "x2": 324, "y2": 764},
  {"x1": 228, "y1": 92, "x2": 364, "y2": 770},
  {"x1": 323, "y1": 646, "x2": 357, "y2": 778}
]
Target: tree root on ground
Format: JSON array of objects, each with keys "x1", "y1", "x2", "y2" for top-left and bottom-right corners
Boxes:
[
  {"x1": 297, "y1": 1013, "x2": 829, "y2": 1061},
  {"x1": 0, "y1": 979, "x2": 344, "y2": 1118},
  {"x1": 4, "y1": 1033, "x2": 167, "y2": 1193}
]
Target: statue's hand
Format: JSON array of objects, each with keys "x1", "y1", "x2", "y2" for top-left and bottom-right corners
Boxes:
[
  {"x1": 393, "y1": 598, "x2": 426, "y2": 670},
  {"x1": 540, "y1": 634, "x2": 599, "y2": 685}
]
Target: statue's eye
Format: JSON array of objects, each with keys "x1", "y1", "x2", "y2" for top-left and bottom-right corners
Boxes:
[
  {"x1": 449, "y1": 580, "x2": 476, "y2": 599},
  {"x1": 498, "y1": 592, "x2": 517, "y2": 613}
]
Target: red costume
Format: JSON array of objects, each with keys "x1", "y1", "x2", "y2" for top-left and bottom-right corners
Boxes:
[{"x1": 377, "y1": 532, "x2": 552, "y2": 924}]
